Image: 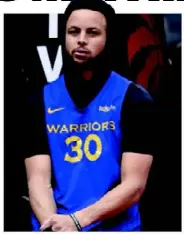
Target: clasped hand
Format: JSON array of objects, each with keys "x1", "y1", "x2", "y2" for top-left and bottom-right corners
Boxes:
[{"x1": 40, "y1": 214, "x2": 78, "y2": 232}]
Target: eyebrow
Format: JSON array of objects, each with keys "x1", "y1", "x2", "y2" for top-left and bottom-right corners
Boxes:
[
  {"x1": 87, "y1": 27, "x2": 100, "y2": 31},
  {"x1": 67, "y1": 26, "x2": 101, "y2": 31},
  {"x1": 67, "y1": 26, "x2": 79, "y2": 30}
]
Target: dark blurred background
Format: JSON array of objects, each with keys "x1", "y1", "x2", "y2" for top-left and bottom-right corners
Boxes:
[{"x1": 4, "y1": 13, "x2": 181, "y2": 231}]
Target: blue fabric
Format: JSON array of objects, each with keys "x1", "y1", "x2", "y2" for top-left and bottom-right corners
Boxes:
[{"x1": 31, "y1": 71, "x2": 141, "y2": 231}]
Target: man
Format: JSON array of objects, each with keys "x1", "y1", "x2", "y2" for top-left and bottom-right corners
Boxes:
[{"x1": 24, "y1": 0, "x2": 154, "y2": 231}]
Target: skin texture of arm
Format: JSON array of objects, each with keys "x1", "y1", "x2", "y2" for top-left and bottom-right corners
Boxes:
[
  {"x1": 25, "y1": 155, "x2": 57, "y2": 225},
  {"x1": 75, "y1": 152, "x2": 153, "y2": 228}
]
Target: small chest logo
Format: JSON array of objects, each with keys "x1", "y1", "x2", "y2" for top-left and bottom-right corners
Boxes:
[
  {"x1": 99, "y1": 105, "x2": 116, "y2": 112},
  {"x1": 48, "y1": 107, "x2": 65, "y2": 114}
]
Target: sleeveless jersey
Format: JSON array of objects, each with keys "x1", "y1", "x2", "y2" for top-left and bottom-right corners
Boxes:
[{"x1": 31, "y1": 71, "x2": 141, "y2": 231}]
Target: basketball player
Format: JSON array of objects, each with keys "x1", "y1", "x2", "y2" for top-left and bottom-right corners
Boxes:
[{"x1": 24, "y1": 0, "x2": 154, "y2": 231}]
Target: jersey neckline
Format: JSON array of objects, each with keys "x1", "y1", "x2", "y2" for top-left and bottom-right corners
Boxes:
[{"x1": 60, "y1": 71, "x2": 114, "y2": 113}]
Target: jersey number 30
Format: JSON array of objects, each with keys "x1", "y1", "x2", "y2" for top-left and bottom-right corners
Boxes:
[{"x1": 64, "y1": 134, "x2": 102, "y2": 163}]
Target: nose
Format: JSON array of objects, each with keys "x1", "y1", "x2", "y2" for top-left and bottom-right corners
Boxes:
[{"x1": 77, "y1": 32, "x2": 88, "y2": 46}]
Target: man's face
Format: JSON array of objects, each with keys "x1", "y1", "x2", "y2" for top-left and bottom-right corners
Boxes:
[{"x1": 65, "y1": 9, "x2": 107, "y2": 64}]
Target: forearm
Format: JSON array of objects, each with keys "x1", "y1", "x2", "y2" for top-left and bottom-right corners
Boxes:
[
  {"x1": 28, "y1": 179, "x2": 56, "y2": 225},
  {"x1": 76, "y1": 178, "x2": 144, "y2": 228}
]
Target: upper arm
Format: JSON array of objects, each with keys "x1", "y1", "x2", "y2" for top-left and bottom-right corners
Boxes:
[
  {"x1": 120, "y1": 84, "x2": 154, "y2": 188},
  {"x1": 25, "y1": 155, "x2": 51, "y2": 185},
  {"x1": 22, "y1": 89, "x2": 50, "y2": 159},
  {"x1": 121, "y1": 83, "x2": 156, "y2": 155},
  {"x1": 121, "y1": 152, "x2": 153, "y2": 189}
]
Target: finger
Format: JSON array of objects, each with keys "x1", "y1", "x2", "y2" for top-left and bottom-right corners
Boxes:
[
  {"x1": 40, "y1": 214, "x2": 56, "y2": 231},
  {"x1": 40, "y1": 219, "x2": 53, "y2": 231},
  {"x1": 52, "y1": 225, "x2": 62, "y2": 232}
]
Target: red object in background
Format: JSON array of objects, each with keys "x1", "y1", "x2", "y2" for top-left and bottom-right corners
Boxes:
[{"x1": 127, "y1": 14, "x2": 164, "y2": 93}]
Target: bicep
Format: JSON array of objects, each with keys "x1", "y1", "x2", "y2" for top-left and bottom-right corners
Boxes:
[
  {"x1": 121, "y1": 84, "x2": 157, "y2": 155},
  {"x1": 121, "y1": 152, "x2": 153, "y2": 188},
  {"x1": 22, "y1": 91, "x2": 50, "y2": 158}
]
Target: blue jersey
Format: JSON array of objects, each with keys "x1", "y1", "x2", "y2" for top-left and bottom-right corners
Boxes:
[{"x1": 31, "y1": 71, "x2": 141, "y2": 231}]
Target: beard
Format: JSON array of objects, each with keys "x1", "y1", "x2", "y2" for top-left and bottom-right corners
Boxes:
[
  {"x1": 62, "y1": 44, "x2": 111, "y2": 77},
  {"x1": 61, "y1": 45, "x2": 112, "y2": 109}
]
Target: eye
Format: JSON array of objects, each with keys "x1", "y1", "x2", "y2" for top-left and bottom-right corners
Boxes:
[
  {"x1": 89, "y1": 31, "x2": 97, "y2": 35},
  {"x1": 67, "y1": 27, "x2": 80, "y2": 35},
  {"x1": 87, "y1": 30, "x2": 100, "y2": 36},
  {"x1": 68, "y1": 30, "x2": 78, "y2": 35}
]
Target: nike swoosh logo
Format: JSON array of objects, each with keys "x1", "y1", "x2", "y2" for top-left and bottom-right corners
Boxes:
[{"x1": 48, "y1": 107, "x2": 65, "y2": 114}]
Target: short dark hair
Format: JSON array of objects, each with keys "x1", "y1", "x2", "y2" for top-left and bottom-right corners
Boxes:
[
  {"x1": 64, "y1": 0, "x2": 115, "y2": 35},
  {"x1": 64, "y1": 0, "x2": 115, "y2": 21}
]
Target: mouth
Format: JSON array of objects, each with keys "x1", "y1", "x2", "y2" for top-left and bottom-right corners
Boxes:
[
  {"x1": 73, "y1": 49, "x2": 90, "y2": 55},
  {"x1": 73, "y1": 49, "x2": 90, "y2": 63}
]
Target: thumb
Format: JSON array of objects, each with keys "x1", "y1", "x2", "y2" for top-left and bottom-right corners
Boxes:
[{"x1": 40, "y1": 217, "x2": 54, "y2": 231}]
